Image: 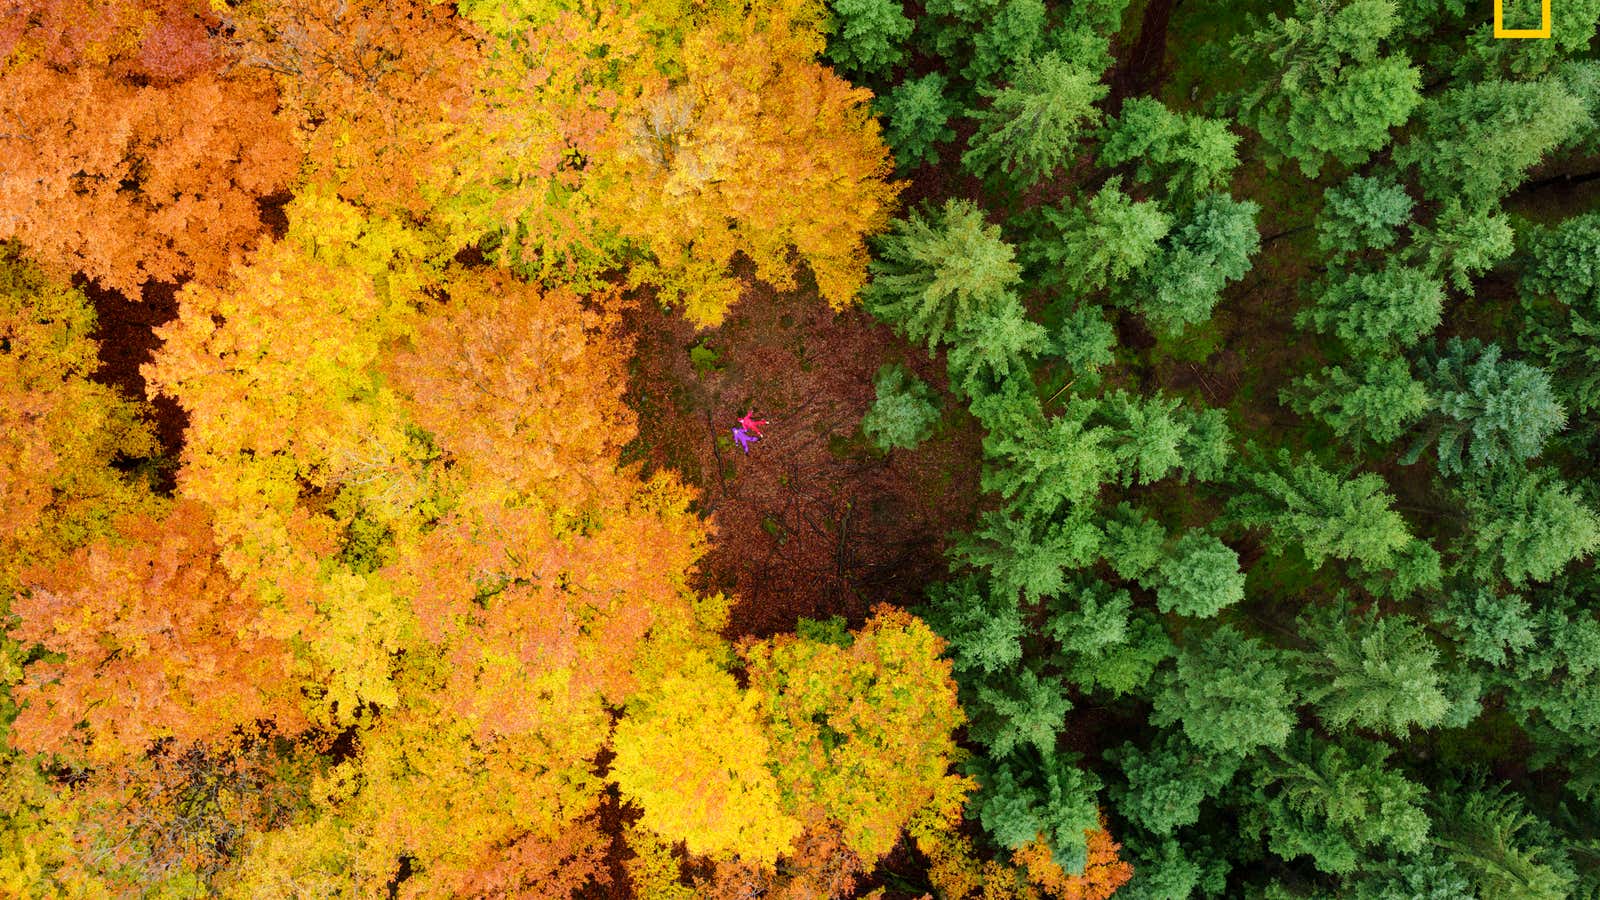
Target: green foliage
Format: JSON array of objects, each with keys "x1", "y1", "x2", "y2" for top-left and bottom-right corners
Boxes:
[
  {"x1": 1099, "y1": 503, "x2": 1168, "y2": 582},
  {"x1": 1520, "y1": 211, "x2": 1600, "y2": 309},
  {"x1": 953, "y1": 507, "x2": 1102, "y2": 600},
  {"x1": 1098, "y1": 98, "x2": 1240, "y2": 205},
  {"x1": 1457, "y1": 466, "x2": 1600, "y2": 586},
  {"x1": 1316, "y1": 173, "x2": 1415, "y2": 258},
  {"x1": 961, "y1": 53, "x2": 1107, "y2": 185},
  {"x1": 1110, "y1": 732, "x2": 1241, "y2": 837},
  {"x1": 1229, "y1": 450, "x2": 1415, "y2": 569},
  {"x1": 1298, "y1": 603, "x2": 1449, "y2": 736},
  {"x1": 1052, "y1": 307, "x2": 1117, "y2": 382},
  {"x1": 864, "y1": 199, "x2": 1022, "y2": 350},
  {"x1": 1151, "y1": 626, "x2": 1298, "y2": 757},
  {"x1": 945, "y1": 300, "x2": 1048, "y2": 401},
  {"x1": 861, "y1": 363, "x2": 941, "y2": 451},
  {"x1": 981, "y1": 408, "x2": 1114, "y2": 521},
  {"x1": 965, "y1": 664, "x2": 1072, "y2": 757},
  {"x1": 1230, "y1": 0, "x2": 1421, "y2": 176},
  {"x1": 875, "y1": 73, "x2": 958, "y2": 169},
  {"x1": 1433, "y1": 786, "x2": 1579, "y2": 900},
  {"x1": 1285, "y1": 356, "x2": 1430, "y2": 447},
  {"x1": 1248, "y1": 734, "x2": 1431, "y2": 875},
  {"x1": 1025, "y1": 179, "x2": 1171, "y2": 294},
  {"x1": 1153, "y1": 532, "x2": 1245, "y2": 619},
  {"x1": 1411, "y1": 200, "x2": 1515, "y2": 292},
  {"x1": 1438, "y1": 589, "x2": 1536, "y2": 667},
  {"x1": 1297, "y1": 265, "x2": 1443, "y2": 354},
  {"x1": 921, "y1": 575, "x2": 1025, "y2": 675},
  {"x1": 1121, "y1": 193, "x2": 1261, "y2": 335},
  {"x1": 967, "y1": 748, "x2": 1102, "y2": 870},
  {"x1": 1091, "y1": 391, "x2": 1195, "y2": 487},
  {"x1": 825, "y1": 0, "x2": 912, "y2": 76},
  {"x1": 1396, "y1": 77, "x2": 1589, "y2": 207},
  {"x1": 1405, "y1": 338, "x2": 1565, "y2": 476}
]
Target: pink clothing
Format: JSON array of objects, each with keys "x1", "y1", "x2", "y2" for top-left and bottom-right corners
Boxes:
[{"x1": 739, "y1": 412, "x2": 770, "y2": 437}]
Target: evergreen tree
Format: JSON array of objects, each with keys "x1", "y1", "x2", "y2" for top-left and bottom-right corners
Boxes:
[
  {"x1": 1151, "y1": 626, "x2": 1298, "y2": 757},
  {"x1": 1297, "y1": 265, "x2": 1443, "y2": 354},
  {"x1": 1405, "y1": 338, "x2": 1565, "y2": 476},
  {"x1": 1285, "y1": 356, "x2": 1430, "y2": 447},
  {"x1": 967, "y1": 748, "x2": 1103, "y2": 872},
  {"x1": 1247, "y1": 734, "x2": 1431, "y2": 876},
  {"x1": 945, "y1": 300, "x2": 1049, "y2": 401},
  {"x1": 1316, "y1": 173, "x2": 1415, "y2": 258},
  {"x1": 1520, "y1": 211, "x2": 1600, "y2": 309},
  {"x1": 875, "y1": 73, "x2": 957, "y2": 169},
  {"x1": 1052, "y1": 306, "x2": 1118, "y2": 384},
  {"x1": 1152, "y1": 532, "x2": 1246, "y2": 619},
  {"x1": 1396, "y1": 77, "x2": 1589, "y2": 207},
  {"x1": 1098, "y1": 97, "x2": 1240, "y2": 206},
  {"x1": 1433, "y1": 786, "x2": 1578, "y2": 900},
  {"x1": 981, "y1": 406, "x2": 1114, "y2": 521},
  {"x1": 1110, "y1": 732, "x2": 1242, "y2": 836},
  {"x1": 1230, "y1": 0, "x2": 1421, "y2": 176},
  {"x1": 1458, "y1": 466, "x2": 1600, "y2": 586},
  {"x1": 860, "y1": 363, "x2": 941, "y2": 451},
  {"x1": 1298, "y1": 603, "x2": 1449, "y2": 736},
  {"x1": 961, "y1": 52, "x2": 1107, "y2": 185},
  {"x1": 1122, "y1": 193, "x2": 1260, "y2": 335},
  {"x1": 965, "y1": 663, "x2": 1072, "y2": 757},
  {"x1": 1025, "y1": 179, "x2": 1171, "y2": 295},
  {"x1": 921, "y1": 574, "x2": 1026, "y2": 675},
  {"x1": 864, "y1": 199, "x2": 1022, "y2": 350},
  {"x1": 1410, "y1": 199, "x2": 1515, "y2": 291},
  {"x1": 1229, "y1": 450, "x2": 1415, "y2": 570},
  {"x1": 824, "y1": 0, "x2": 912, "y2": 76}
]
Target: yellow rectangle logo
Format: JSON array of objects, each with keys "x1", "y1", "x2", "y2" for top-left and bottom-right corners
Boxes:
[{"x1": 1495, "y1": 0, "x2": 1552, "y2": 38}]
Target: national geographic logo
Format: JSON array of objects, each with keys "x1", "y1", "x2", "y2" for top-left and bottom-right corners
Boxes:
[{"x1": 1494, "y1": 0, "x2": 1552, "y2": 38}]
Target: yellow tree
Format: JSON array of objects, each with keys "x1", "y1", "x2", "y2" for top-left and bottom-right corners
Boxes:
[
  {"x1": 0, "y1": 245, "x2": 159, "y2": 599},
  {"x1": 611, "y1": 650, "x2": 804, "y2": 863},
  {"x1": 433, "y1": 0, "x2": 898, "y2": 325},
  {"x1": 743, "y1": 606, "x2": 968, "y2": 862}
]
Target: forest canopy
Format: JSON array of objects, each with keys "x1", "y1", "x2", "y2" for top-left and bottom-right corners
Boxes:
[{"x1": 2, "y1": 0, "x2": 1600, "y2": 897}]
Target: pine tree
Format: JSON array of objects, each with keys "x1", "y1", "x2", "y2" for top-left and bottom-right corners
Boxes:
[
  {"x1": 861, "y1": 363, "x2": 941, "y2": 451},
  {"x1": 961, "y1": 52, "x2": 1107, "y2": 185},
  {"x1": 864, "y1": 199, "x2": 1023, "y2": 350},
  {"x1": 1230, "y1": 0, "x2": 1421, "y2": 176},
  {"x1": 875, "y1": 73, "x2": 957, "y2": 169},
  {"x1": 1229, "y1": 450, "x2": 1415, "y2": 570},
  {"x1": 1297, "y1": 603, "x2": 1449, "y2": 736},
  {"x1": 1098, "y1": 97, "x2": 1240, "y2": 206},
  {"x1": 1405, "y1": 338, "x2": 1565, "y2": 476},
  {"x1": 1151, "y1": 626, "x2": 1298, "y2": 757},
  {"x1": 1316, "y1": 173, "x2": 1415, "y2": 258}
]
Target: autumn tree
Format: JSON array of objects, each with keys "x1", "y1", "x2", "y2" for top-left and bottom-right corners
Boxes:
[
  {"x1": 0, "y1": 61, "x2": 298, "y2": 294},
  {"x1": 745, "y1": 606, "x2": 968, "y2": 863},
  {"x1": 8, "y1": 503, "x2": 302, "y2": 764},
  {"x1": 0, "y1": 246, "x2": 159, "y2": 597},
  {"x1": 217, "y1": 0, "x2": 479, "y2": 216},
  {"x1": 613, "y1": 651, "x2": 803, "y2": 862}
]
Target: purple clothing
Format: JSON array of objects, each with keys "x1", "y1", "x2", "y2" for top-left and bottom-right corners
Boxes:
[{"x1": 732, "y1": 427, "x2": 760, "y2": 454}]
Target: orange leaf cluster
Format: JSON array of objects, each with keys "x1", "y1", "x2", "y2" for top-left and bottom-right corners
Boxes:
[
  {"x1": 8, "y1": 502, "x2": 303, "y2": 763},
  {"x1": 0, "y1": 63, "x2": 298, "y2": 294}
]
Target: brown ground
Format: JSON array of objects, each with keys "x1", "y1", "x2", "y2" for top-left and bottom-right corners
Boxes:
[{"x1": 620, "y1": 265, "x2": 984, "y2": 640}]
